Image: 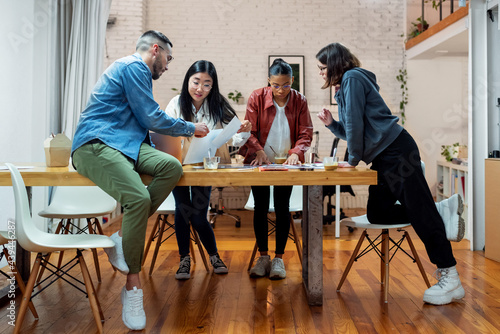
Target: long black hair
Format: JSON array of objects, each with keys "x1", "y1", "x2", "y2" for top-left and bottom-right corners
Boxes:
[
  {"x1": 179, "y1": 60, "x2": 236, "y2": 125},
  {"x1": 316, "y1": 43, "x2": 361, "y2": 88}
]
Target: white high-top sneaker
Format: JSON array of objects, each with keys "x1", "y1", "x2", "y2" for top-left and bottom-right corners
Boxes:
[
  {"x1": 435, "y1": 194, "x2": 465, "y2": 242},
  {"x1": 423, "y1": 266, "x2": 465, "y2": 305}
]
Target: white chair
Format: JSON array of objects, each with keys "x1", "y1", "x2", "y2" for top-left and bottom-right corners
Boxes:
[
  {"x1": 337, "y1": 161, "x2": 431, "y2": 302},
  {"x1": 37, "y1": 186, "x2": 117, "y2": 282},
  {"x1": 0, "y1": 231, "x2": 38, "y2": 319},
  {"x1": 5, "y1": 163, "x2": 114, "y2": 334},
  {"x1": 245, "y1": 185, "x2": 303, "y2": 270},
  {"x1": 142, "y1": 193, "x2": 209, "y2": 276}
]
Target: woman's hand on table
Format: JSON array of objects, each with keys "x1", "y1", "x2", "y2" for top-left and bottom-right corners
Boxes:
[
  {"x1": 318, "y1": 108, "x2": 334, "y2": 126},
  {"x1": 284, "y1": 153, "x2": 300, "y2": 165},
  {"x1": 250, "y1": 150, "x2": 271, "y2": 166},
  {"x1": 237, "y1": 120, "x2": 252, "y2": 133}
]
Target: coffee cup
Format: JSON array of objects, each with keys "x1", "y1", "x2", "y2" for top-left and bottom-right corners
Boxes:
[{"x1": 323, "y1": 156, "x2": 339, "y2": 171}]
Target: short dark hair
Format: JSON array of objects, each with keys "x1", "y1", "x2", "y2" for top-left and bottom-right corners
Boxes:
[
  {"x1": 268, "y1": 58, "x2": 293, "y2": 78},
  {"x1": 136, "y1": 30, "x2": 172, "y2": 52},
  {"x1": 316, "y1": 43, "x2": 361, "y2": 89}
]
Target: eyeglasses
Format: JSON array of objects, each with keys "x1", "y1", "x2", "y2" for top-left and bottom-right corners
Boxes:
[
  {"x1": 271, "y1": 84, "x2": 291, "y2": 90},
  {"x1": 190, "y1": 80, "x2": 212, "y2": 92},
  {"x1": 318, "y1": 65, "x2": 327, "y2": 72},
  {"x1": 157, "y1": 45, "x2": 174, "y2": 64}
]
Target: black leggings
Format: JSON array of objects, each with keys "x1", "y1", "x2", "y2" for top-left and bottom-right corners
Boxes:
[
  {"x1": 367, "y1": 129, "x2": 456, "y2": 268},
  {"x1": 251, "y1": 185, "x2": 293, "y2": 255}
]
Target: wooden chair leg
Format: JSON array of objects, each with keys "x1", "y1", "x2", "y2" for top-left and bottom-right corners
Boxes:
[
  {"x1": 14, "y1": 253, "x2": 42, "y2": 334},
  {"x1": 87, "y1": 218, "x2": 101, "y2": 283},
  {"x1": 149, "y1": 215, "x2": 166, "y2": 276},
  {"x1": 2, "y1": 248, "x2": 38, "y2": 319},
  {"x1": 78, "y1": 252, "x2": 104, "y2": 333},
  {"x1": 248, "y1": 242, "x2": 259, "y2": 271},
  {"x1": 36, "y1": 219, "x2": 64, "y2": 282},
  {"x1": 337, "y1": 230, "x2": 367, "y2": 291},
  {"x1": 142, "y1": 215, "x2": 161, "y2": 266},
  {"x1": 404, "y1": 231, "x2": 431, "y2": 288},
  {"x1": 381, "y1": 229, "x2": 390, "y2": 303},
  {"x1": 190, "y1": 225, "x2": 209, "y2": 272},
  {"x1": 290, "y1": 216, "x2": 302, "y2": 265},
  {"x1": 56, "y1": 220, "x2": 71, "y2": 270}
]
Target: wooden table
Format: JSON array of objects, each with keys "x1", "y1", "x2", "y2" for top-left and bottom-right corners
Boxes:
[{"x1": 0, "y1": 163, "x2": 376, "y2": 305}]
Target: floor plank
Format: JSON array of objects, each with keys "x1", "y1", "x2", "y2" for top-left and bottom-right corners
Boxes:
[{"x1": 1, "y1": 209, "x2": 499, "y2": 333}]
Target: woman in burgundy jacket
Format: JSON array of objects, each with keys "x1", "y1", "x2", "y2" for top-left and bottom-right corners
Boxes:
[{"x1": 239, "y1": 58, "x2": 313, "y2": 280}]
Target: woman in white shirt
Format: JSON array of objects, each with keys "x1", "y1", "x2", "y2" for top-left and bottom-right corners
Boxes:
[{"x1": 165, "y1": 60, "x2": 251, "y2": 279}]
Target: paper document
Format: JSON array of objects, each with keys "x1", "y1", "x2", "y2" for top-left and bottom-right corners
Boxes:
[{"x1": 183, "y1": 117, "x2": 241, "y2": 165}]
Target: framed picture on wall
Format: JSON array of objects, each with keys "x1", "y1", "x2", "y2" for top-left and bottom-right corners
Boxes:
[
  {"x1": 268, "y1": 55, "x2": 304, "y2": 95},
  {"x1": 330, "y1": 85, "x2": 340, "y2": 105}
]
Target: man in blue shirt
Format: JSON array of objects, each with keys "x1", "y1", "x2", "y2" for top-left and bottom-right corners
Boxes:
[{"x1": 71, "y1": 30, "x2": 209, "y2": 330}]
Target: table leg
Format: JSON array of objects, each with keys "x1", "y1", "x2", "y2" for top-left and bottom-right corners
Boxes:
[
  {"x1": 335, "y1": 185, "x2": 340, "y2": 238},
  {"x1": 302, "y1": 185, "x2": 323, "y2": 306},
  {"x1": 17, "y1": 186, "x2": 31, "y2": 282}
]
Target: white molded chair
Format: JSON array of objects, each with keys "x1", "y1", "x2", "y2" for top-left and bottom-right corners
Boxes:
[
  {"x1": 6, "y1": 163, "x2": 115, "y2": 334},
  {"x1": 245, "y1": 185, "x2": 303, "y2": 270},
  {"x1": 0, "y1": 231, "x2": 38, "y2": 319},
  {"x1": 38, "y1": 186, "x2": 117, "y2": 282},
  {"x1": 142, "y1": 193, "x2": 209, "y2": 276},
  {"x1": 337, "y1": 161, "x2": 431, "y2": 302}
]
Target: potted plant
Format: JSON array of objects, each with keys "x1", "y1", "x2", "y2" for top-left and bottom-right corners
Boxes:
[
  {"x1": 228, "y1": 90, "x2": 244, "y2": 105},
  {"x1": 408, "y1": 17, "x2": 429, "y2": 39},
  {"x1": 441, "y1": 143, "x2": 460, "y2": 162}
]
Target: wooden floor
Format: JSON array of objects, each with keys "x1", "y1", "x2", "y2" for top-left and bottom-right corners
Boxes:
[{"x1": 2, "y1": 209, "x2": 500, "y2": 334}]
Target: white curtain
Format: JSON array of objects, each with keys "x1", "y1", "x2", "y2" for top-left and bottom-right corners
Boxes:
[{"x1": 48, "y1": 0, "x2": 112, "y2": 138}]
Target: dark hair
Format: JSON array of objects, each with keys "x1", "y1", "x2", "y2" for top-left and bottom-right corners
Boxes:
[
  {"x1": 179, "y1": 60, "x2": 236, "y2": 126},
  {"x1": 268, "y1": 58, "x2": 293, "y2": 78},
  {"x1": 316, "y1": 43, "x2": 361, "y2": 88},
  {"x1": 136, "y1": 30, "x2": 173, "y2": 51}
]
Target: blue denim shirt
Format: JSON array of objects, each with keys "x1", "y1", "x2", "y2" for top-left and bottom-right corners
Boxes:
[{"x1": 71, "y1": 53, "x2": 195, "y2": 162}]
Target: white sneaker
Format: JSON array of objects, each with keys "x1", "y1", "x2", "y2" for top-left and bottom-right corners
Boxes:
[
  {"x1": 121, "y1": 286, "x2": 146, "y2": 330},
  {"x1": 423, "y1": 266, "x2": 465, "y2": 305},
  {"x1": 104, "y1": 231, "x2": 129, "y2": 275},
  {"x1": 436, "y1": 194, "x2": 465, "y2": 242},
  {"x1": 269, "y1": 258, "x2": 286, "y2": 280},
  {"x1": 249, "y1": 255, "x2": 271, "y2": 277}
]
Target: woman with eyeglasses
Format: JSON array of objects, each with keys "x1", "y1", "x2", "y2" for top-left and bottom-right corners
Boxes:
[
  {"x1": 316, "y1": 43, "x2": 465, "y2": 305},
  {"x1": 164, "y1": 60, "x2": 251, "y2": 280},
  {"x1": 239, "y1": 58, "x2": 313, "y2": 280}
]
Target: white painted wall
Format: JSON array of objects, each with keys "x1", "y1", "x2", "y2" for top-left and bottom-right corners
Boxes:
[
  {"x1": 0, "y1": 0, "x2": 51, "y2": 233},
  {"x1": 405, "y1": 57, "x2": 468, "y2": 195}
]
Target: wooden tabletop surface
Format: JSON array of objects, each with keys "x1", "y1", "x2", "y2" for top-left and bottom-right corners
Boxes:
[{"x1": 0, "y1": 162, "x2": 377, "y2": 187}]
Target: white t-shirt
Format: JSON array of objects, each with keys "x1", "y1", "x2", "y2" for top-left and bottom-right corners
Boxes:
[
  {"x1": 164, "y1": 95, "x2": 249, "y2": 163},
  {"x1": 263, "y1": 99, "x2": 291, "y2": 163}
]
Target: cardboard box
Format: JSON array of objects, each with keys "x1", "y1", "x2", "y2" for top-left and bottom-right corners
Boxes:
[{"x1": 44, "y1": 133, "x2": 72, "y2": 167}]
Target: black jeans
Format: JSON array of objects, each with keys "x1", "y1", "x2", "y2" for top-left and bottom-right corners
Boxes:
[
  {"x1": 251, "y1": 185, "x2": 293, "y2": 255},
  {"x1": 367, "y1": 129, "x2": 456, "y2": 268},
  {"x1": 172, "y1": 186, "x2": 217, "y2": 257}
]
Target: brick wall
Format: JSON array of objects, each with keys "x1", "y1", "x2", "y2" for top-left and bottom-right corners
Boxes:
[{"x1": 103, "y1": 0, "x2": 406, "y2": 208}]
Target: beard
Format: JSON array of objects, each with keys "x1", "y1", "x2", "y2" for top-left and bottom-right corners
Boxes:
[{"x1": 152, "y1": 56, "x2": 163, "y2": 80}]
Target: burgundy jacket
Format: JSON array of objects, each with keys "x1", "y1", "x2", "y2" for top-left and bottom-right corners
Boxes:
[{"x1": 238, "y1": 87, "x2": 313, "y2": 163}]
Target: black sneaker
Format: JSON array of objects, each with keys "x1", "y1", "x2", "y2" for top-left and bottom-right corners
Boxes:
[
  {"x1": 175, "y1": 256, "x2": 191, "y2": 280},
  {"x1": 209, "y1": 253, "x2": 228, "y2": 274}
]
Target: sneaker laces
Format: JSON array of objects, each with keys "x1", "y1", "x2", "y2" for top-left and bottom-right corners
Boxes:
[
  {"x1": 179, "y1": 257, "x2": 190, "y2": 270},
  {"x1": 127, "y1": 291, "x2": 144, "y2": 316},
  {"x1": 432, "y1": 268, "x2": 450, "y2": 288},
  {"x1": 210, "y1": 255, "x2": 225, "y2": 268}
]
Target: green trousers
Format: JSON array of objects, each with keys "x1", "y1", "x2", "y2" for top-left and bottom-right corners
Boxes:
[{"x1": 72, "y1": 142, "x2": 183, "y2": 273}]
